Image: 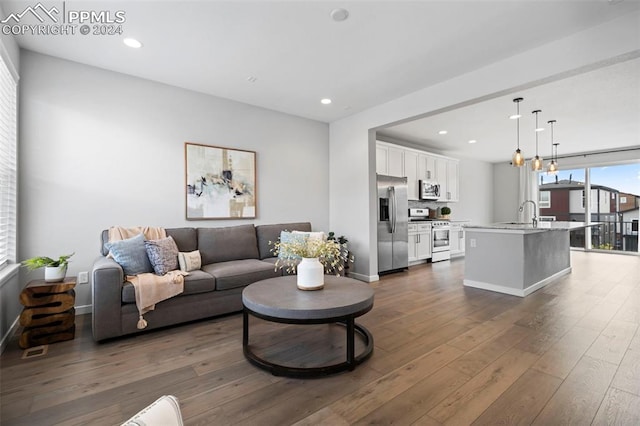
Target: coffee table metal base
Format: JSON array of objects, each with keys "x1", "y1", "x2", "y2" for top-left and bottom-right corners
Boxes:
[{"x1": 242, "y1": 308, "x2": 374, "y2": 378}]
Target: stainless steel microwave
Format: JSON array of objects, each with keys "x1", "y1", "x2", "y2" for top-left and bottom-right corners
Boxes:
[{"x1": 419, "y1": 180, "x2": 440, "y2": 200}]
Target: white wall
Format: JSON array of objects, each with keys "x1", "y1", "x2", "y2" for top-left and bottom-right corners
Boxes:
[
  {"x1": 453, "y1": 157, "x2": 493, "y2": 224},
  {"x1": 330, "y1": 11, "x2": 640, "y2": 280},
  {"x1": 0, "y1": 4, "x2": 19, "y2": 75},
  {"x1": 18, "y1": 51, "x2": 330, "y2": 310},
  {"x1": 492, "y1": 163, "x2": 520, "y2": 223}
]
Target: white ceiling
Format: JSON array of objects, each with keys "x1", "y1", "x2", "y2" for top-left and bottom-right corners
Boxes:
[
  {"x1": 2, "y1": 0, "x2": 640, "y2": 162},
  {"x1": 379, "y1": 57, "x2": 640, "y2": 163}
]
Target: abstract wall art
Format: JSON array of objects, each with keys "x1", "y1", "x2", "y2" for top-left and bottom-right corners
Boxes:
[{"x1": 185, "y1": 142, "x2": 257, "y2": 219}]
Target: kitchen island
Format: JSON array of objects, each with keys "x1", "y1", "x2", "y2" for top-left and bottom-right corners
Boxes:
[{"x1": 463, "y1": 222, "x2": 592, "y2": 297}]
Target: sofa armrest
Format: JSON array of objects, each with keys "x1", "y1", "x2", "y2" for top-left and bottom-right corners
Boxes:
[{"x1": 91, "y1": 256, "x2": 124, "y2": 341}]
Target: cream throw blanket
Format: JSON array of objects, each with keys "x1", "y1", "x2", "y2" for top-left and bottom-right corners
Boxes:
[
  {"x1": 108, "y1": 226, "x2": 187, "y2": 329},
  {"x1": 108, "y1": 226, "x2": 167, "y2": 242},
  {"x1": 127, "y1": 270, "x2": 187, "y2": 329}
]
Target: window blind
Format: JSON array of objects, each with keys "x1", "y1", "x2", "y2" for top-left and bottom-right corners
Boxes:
[{"x1": 0, "y1": 53, "x2": 17, "y2": 269}]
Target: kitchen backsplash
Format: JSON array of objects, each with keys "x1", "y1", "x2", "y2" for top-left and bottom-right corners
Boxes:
[{"x1": 408, "y1": 200, "x2": 450, "y2": 217}]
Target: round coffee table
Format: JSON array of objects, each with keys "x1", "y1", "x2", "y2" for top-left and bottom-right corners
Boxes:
[{"x1": 242, "y1": 275, "x2": 374, "y2": 378}]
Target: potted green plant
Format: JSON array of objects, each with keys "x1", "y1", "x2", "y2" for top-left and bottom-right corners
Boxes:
[
  {"x1": 440, "y1": 206, "x2": 451, "y2": 219},
  {"x1": 327, "y1": 232, "x2": 353, "y2": 272},
  {"x1": 22, "y1": 253, "x2": 74, "y2": 283}
]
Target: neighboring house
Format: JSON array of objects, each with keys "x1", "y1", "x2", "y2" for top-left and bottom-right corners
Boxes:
[{"x1": 539, "y1": 179, "x2": 639, "y2": 251}]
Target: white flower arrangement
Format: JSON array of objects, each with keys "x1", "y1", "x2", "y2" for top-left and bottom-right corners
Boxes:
[{"x1": 270, "y1": 234, "x2": 352, "y2": 276}]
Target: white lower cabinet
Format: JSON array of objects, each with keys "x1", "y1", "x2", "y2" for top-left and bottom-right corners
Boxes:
[
  {"x1": 450, "y1": 223, "x2": 466, "y2": 257},
  {"x1": 409, "y1": 223, "x2": 432, "y2": 262}
]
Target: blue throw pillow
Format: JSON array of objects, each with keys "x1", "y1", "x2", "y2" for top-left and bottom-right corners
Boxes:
[
  {"x1": 277, "y1": 231, "x2": 308, "y2": 260},
  {"x1": 105, "y1": 233, "x2": 153, "y2": 276}
]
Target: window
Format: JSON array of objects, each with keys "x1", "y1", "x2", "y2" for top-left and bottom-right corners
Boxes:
[
  {"x1": 539, "y1": 191, "x2": 551, "y2": 208},
  {"x1": 0, "y1": 53, "x2": 17, "y2": 269}
]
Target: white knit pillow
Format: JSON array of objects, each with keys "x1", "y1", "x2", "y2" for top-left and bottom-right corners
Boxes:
[{"x1": 178, "y1": 250, "x2": 201, "y2": 272}]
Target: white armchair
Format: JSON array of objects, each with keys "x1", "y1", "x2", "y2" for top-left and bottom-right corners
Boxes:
[{"x1": 121, "y1": 395, "x2": 183, "y2": 426}]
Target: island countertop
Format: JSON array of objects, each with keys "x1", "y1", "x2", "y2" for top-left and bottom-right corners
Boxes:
[{"x1": 464, "y1": 221, "x2": 596, "y2": 234}]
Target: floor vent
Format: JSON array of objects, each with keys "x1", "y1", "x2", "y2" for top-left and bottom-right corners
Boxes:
[{"x1": 21, "y1": 345, "x2": 48, "y2": 360}]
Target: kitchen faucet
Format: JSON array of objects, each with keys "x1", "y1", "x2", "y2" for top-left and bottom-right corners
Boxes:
[{"x1": 519, "y1": 200, "x2": 538, "y2": 228}]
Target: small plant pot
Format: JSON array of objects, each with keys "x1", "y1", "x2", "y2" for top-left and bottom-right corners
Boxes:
[{"x1": 45, "y1": 265, "x2": 67, "y2": 283}]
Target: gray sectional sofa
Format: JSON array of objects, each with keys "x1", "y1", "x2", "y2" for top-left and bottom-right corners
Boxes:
[{"x1": 91, "y1": 222, "x2": 311, "y2": 341}]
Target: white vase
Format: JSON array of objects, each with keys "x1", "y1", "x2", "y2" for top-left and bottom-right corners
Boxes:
[
  {"x1": 45, "y1": 265, "x2": 67, "y2": 283},
  {"x1": 297, "y1": 257, "x2": 324, "y2": 290}
]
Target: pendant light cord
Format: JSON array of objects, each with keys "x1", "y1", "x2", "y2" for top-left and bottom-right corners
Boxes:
[
  {"x1": 516, "y1": 101, "x2": 520, "y2": 150},
  {"x1": 534, "y1": 111, "x2": 539, "y2": 155}
]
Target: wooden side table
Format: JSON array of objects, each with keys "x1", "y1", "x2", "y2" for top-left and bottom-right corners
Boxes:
[{"x1": 19, "y1": 277, "x2": 76, "y2": 349}]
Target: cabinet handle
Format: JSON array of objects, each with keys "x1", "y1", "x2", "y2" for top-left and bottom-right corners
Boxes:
[{"x1": 427, "y1": 171, "x2": 431, "y2": 179}]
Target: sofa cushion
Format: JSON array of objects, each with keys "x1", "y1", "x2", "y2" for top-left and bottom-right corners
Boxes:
[
  {"x1": 198, "y1": 225, "x2": 259, "y2": 264},
  {"x1": 202, "y1": 259, "x2": 281, "y2": 291},
  {"x1": 105, "y1": 234, "x2": 153, "y2": 276},
  {"x1": 145, "y1": 236, "x2": 179, "y2": 275},
  {"x1": 122, "y1": 269, "x2": 216, "y2": 303},
  {"x1": 255, "y1": 222, "x2": 312, "y2": 260},
  {"x1": 167, "y1": 228, "x2": 197, "y2": 252}
]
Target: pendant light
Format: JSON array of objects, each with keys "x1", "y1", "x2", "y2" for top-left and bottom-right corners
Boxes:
[
  {"x1": 511, "y1": 97, "x2": 525, "y2": 167},
  {"x1": 531, "y1": 110, "x2": 544, "y2": 171},
  {"x1": 547, "y1": 120, "x2": 558, "y2": 175}
]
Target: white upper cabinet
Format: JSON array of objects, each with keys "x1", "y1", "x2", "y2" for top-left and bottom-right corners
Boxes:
[
  {"x1": 435, "y1": 157, "x2": 459, "y2": 202},
  {"x1": 404, "y1": 150, "x2": 419, "y2": 200},
  {"x1": 376, "y1": 142, "x2": 404, "y2": 177},
  {"x1": 387, "y1": 146, "x2": 404, "y2": 177},
  {"x1": 418, "y1": 154, "x2": 436, "y2": 181},
  {"x1": 376, "y1": 141, "x2": 459, "y2": 202},
  {"x1": 376, "y1": 144, "x2": 388, "y2": 175},
  {"x1": 435, "y1": 157, "x2": 448, "y2": 201},
  {"x1": 446, "y1": 159, "x2": 459, "y2": 202}
]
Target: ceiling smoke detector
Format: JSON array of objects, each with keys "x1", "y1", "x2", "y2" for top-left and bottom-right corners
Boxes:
[{"x1": 330, "y1": 8, "x2": 349, "y2": 22}]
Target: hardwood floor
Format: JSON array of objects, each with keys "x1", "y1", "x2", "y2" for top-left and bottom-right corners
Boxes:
[{"x1": 1, "y1": 251, "x2": 639, "y2": 425}]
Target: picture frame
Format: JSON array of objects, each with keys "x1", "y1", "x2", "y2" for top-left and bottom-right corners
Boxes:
[{"x1": 185, "y1": 142, "x2": 257, "y2": 220}]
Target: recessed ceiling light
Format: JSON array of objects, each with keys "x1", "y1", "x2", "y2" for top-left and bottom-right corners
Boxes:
[
  {"x1": 468, "y1": 140, "x2": 477, "y2": 144},
  {"x1": 123, "y1": 38, "x2": 142, "y2": 48},
  {"x1": 509, "y1": 114, "x2": 521, "y2": 120},
  {"x1": 535, "y1": 127, "x2": 545, "y2": 132},
  {"x1": 438, "y1": 130, "x2": 448, "y2": 135},
  {"x1": 321, "y1": 98, "x2": 332, "y2": 105},
  {"x1": 330, "y1": 8, "x2": 349, "y2": 22}
]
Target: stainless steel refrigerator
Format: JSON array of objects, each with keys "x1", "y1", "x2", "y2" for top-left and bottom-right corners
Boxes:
[{"x1": 377, "y1": 174, "x2": 409, "y2": 274}]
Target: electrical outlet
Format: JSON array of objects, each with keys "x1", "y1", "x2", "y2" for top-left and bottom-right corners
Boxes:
[
  {"x1": 470, "y1": 239, "x2": 477, "y2": 248},
  {"x1": 78, "y1": 271, "x2": 89, "y2": 284}
]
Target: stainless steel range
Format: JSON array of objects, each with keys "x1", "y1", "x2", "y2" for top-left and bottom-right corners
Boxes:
[{"x1": 408, "y1": 208, "x2": 451, "y2": 262}]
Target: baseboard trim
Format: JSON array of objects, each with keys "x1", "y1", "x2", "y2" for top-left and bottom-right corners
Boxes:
[
  {"x1": 463, "y1": 280, "x2": 526, "y2": 297},
  {"x1": 0, "y1": 315, "x2": 20, "y2": 355},
  {"x1": 348, "y1": 272, "x2": 379, "y2": 282},
  {"x1": 464, "y1": 267, "x2": 572, "y2": 298},
  {"x1": 75, "y1": 304, "x2": 92, "y2": 315}
]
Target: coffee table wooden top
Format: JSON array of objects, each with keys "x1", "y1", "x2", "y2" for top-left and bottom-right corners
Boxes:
[{"x1": 242, "y1": 275, "x2": 374, "y2": 320}]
